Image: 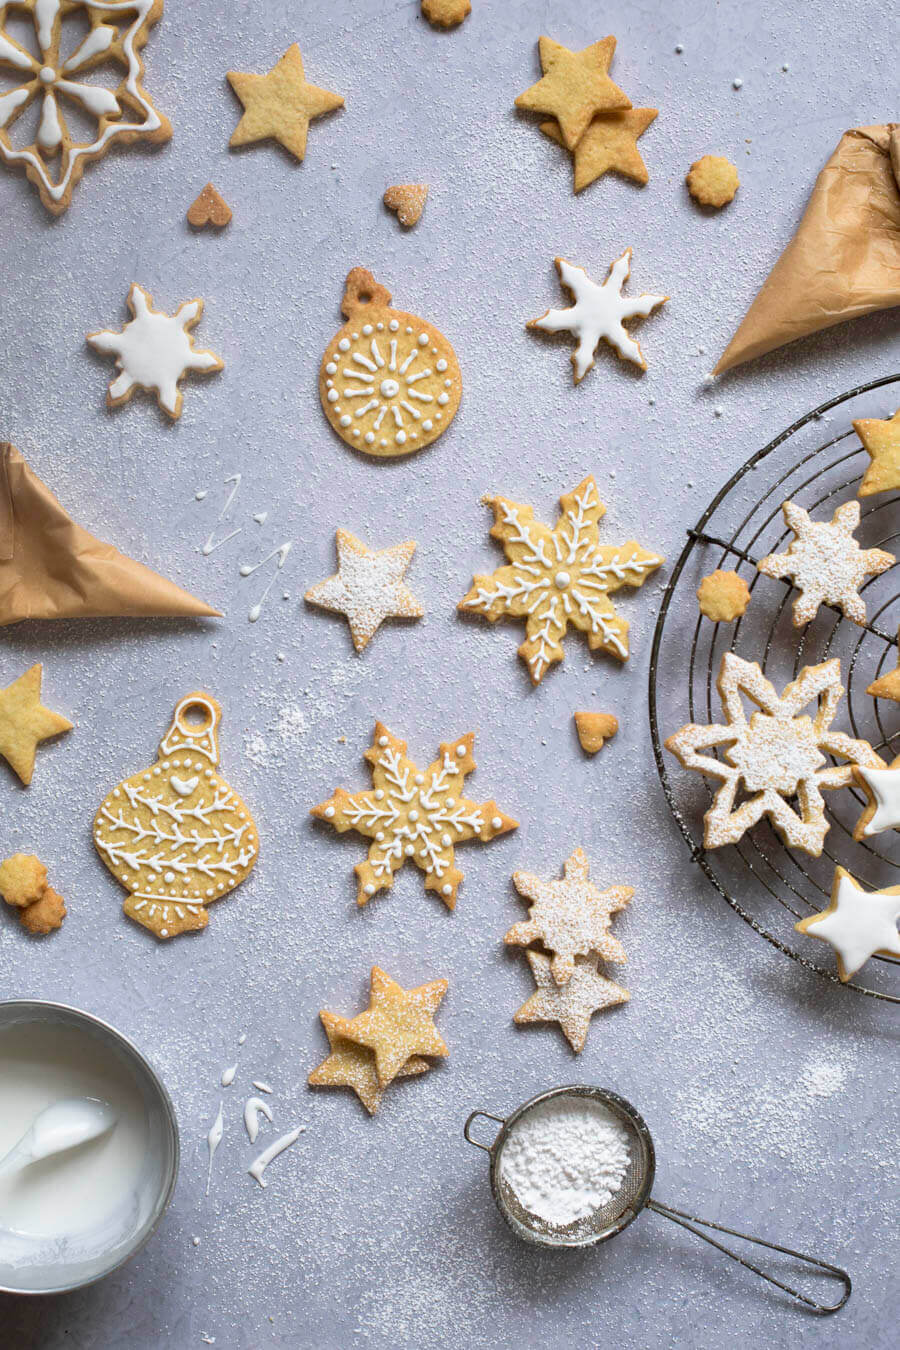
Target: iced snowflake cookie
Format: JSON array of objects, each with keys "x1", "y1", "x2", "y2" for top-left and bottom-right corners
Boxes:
[
  {"x1": 515, "y1": 951, "x2": 628, "y2": 1052},
  {"x1": 459, "y1": 477, "x2": 663, "y2": 684},
  {"x1": 93, "y1": 692, "x2": 259, "y2": 939},
  {"x1": 574, "y1": 711, "x2": 617, "y2": 754},
  {"x1": 757, "y1": 500, "x2": 893, "y2": 627},
  {"x1": 227, "y1": 44, "x2": 343, "y2": 162},
  {"x1": 311, "y1": 722, "x2": 517, "y2": 908},
  {"x1": 852, "y1": 757, "x2": 900, "y2": 839},
  {"x1": 0, "y1": 664, "x2": 72, "y2": 785},
  {"x1": 505, "y1": 848, "x2": 631, "y2": 985},
  {"x1": 0, "y1": 0, "x2": 171, "y2": 214},
  {"x1": 515, "y1": 36, "x2": 630, "y2": 150},
  {"x1": 319, "y1": 268, "x2": 461, "y2": 457},
  {"x1": 383, "y1": 183, "x2": 427, "y2": 227},
  {"x1": 795, "y1": 867, "x2": 900, "y2": 981},
  {"x1": 422, "y1": 0, "x2": 470, "y2": 26},
  {"x1": 867, "y1": 630, "x2": 900, "y2": 704},
  {"x1": 305, "y1": 529, "x2": 423, "y2": 652},
  {"x1": 854, "y1": 409, "x2": 900, "y2": 497},
  {"x1": 528, "y1": 251, "x2": 667, "y2": 381},
  {"x1": 540, "y1": 108, "x2": 657, "y2": 191},
  {"x1": 686, "y1": 155, "x2": 739, "y2": 207},
  {"x1": 187, "y1": 182, "x2": 231, "y2": 229},
  {"x1": 323, "y1": 966, "x2": 448, "y2": 1089},
  {"x1": 665, "y1": 652, "x2": 883, "y2": 856},
  {"x1": 87, "y1": 284, "x2": 224, "y2": 420},
  {"x1": 697, "y1": 569, "x2": 751, "y2": 623}
]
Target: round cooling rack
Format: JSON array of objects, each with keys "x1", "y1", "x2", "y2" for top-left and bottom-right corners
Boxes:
[{"x1": 649, "y1": 373, "x2": 900, "y2": 1003}]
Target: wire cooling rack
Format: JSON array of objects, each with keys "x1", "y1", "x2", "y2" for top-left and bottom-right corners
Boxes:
[{"x1": 649, "y1": 374, "x2": 900, "y2": 1003}]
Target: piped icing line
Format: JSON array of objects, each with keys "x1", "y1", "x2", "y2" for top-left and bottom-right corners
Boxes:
[
  {"x1": 221, "y1": 1063, "x2": 237, "y2": 1087},
  {"x1": 244, "y1": 1096, "x2": 274, "y2": 1144},
  {"x1": 248, "y1": 1125, "x2": 305, "y2": 1188},
  {"x1": 202, "y1": 474, "x2": 242, "y2": 556},
  {"x1": 205, "y1": 1102, "x2": 224, "y2": 1196},
  {"x1": 240, "y1": 542, "x2": 292, "y2": 623}
]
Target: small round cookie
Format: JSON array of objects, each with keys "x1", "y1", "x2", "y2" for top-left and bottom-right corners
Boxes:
[
  {"x1": 20, "y1": 886, "x2": 66, "y2": 935},
  {"x1": 422, "y1": 0, "x2": 471, "y2": 26},
  {"x1": 697, "y1": 570, "x2": 751, "y2": 622},
  {"x1": 0, "y1": 853, "x2": 48, "y2": 908},
  {"x1": 687, "y1": 155, "x2": 739, "y2": 208}
]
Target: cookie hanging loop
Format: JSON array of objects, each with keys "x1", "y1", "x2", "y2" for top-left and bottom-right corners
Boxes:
[
  {"x1": 159, "y1": 691, "x2": 222, "y2": 765},
  {"x1": 341, "y1": 268, "x2": 392, "y2": 318}
]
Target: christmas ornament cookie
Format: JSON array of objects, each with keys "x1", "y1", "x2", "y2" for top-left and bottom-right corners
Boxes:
[
  {"x1": 305, "y1": 529, "x2": 423, "y2": 652},
  {"x1": 505, "y1": 848, "x2": 631, "y2": 985},
  {"x1": 319, "y1": 268, "x2": 461, "y2": 458},
  {"x1": 855, "y1": 409, "x2": 900, "y2": 497},
  {"x1": 0, "y1": 664, "x2": 72, "y2": 785},
  {"x1": 665, "y1": 652, "x2": 883, "y2": 856},
  {"x1": 686, "y1": 155, "x2": 739, "y2": 207},
  {"x1": 697, "y1": 569, "x2": 751, "y2": 623},
  {"x1": 515, "y1": 37, "x2": 630, "y2": 150},
  {"x1": 311, "y1": 722, "x2": 517, "y2": 908},
  {"x1": 324, "y1": 966, "x2": 448, "y2": 1088},
  {"x1": 459, "y1": 477, "x2": 663, "y2": 684},
  {"x1": 383, "y1": 183, "x2": 427, "y2": 227},
  {"x1": 0, "y1": 0, "x2": 171, "y2": 215},
  {"x1": 795, "y1": 867, "x2": 900, "y2": 981},
  {"x1": 93, "y1": 692, "x2": 259, "y2": 939},
  {"x1": 514, "y1": 951, "x2": 628, "y2": 1052},
  {"x1": 227, "y1": 44, "x2": 343, "y2": 162},
  {"x1": 422, "y1": 0, "x2": 470, "y2": 27},
  {"x1": 867, "y1": 629, "x2": 900, "y2": 703},
  {"x1": 528, "y1": 251, "x2": 667, "y2": 381},
  {"x1": 541, "y1": 108, "x2": 657, "y2": 190},
  {"x1": 852, "y1": 757, "x2": 900, "y2": 839},
  {"x1": 87, "y1": 284, "x2": 224, "y2": 420},
  {"x1": 757, "y1": 500, "x2": 893, "y2": 627},
  {"x1": 309, "y1": 1010, "x2": 430, "y2": 1115},
  {"x1": 574, "y1": 711, "x2": 617, "y2": 754},
  {"x1": 187, "y1": 182, "x2": 232, "y2": 229}
]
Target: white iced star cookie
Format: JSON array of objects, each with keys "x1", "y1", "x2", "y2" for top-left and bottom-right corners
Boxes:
[
  {"x1": 87, "y1": 283, "x2": 224, "y2": 420},
  {"x1": 852, "y1": 756, "x2": 900, "y2": 839},
  {"x1": 796, "y1": 866, "x2": 900, "y2": 981},
  {"x1": 305, "y1": 529, "x2": 424, "y2": 652},
  {"x1": 527, "y1": 250, "x2": 667, "y2": 382},
  {"x1": 757, "y1": 499, "x2": 894, "y2": 627}
]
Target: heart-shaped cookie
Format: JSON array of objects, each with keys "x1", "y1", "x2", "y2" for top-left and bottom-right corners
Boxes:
[
  {"x1": 383, "y1": 184, "x2": 428, "y2": 228},
  {"x1": 187, "y1": 183, "x2": 233, "y2": 230},
  {"x1": 574, "y1": 712, "x2": 618, "y2": 755},
  {"x1": 170, "y1": 774, "x2": 200, "y2": 797}
]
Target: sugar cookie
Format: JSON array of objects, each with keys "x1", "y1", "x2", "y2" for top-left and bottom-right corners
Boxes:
[
  {"x1": 0, "y1": 854, "x2": 48, "y2": 907},
  {"x1": 540, "y1": 108, "x2": 657, "y2": 190},
  {"x1": 421, "y1": 0, "x2": 470, "y2": 26},
  {"x1": 325, "y1": 966, "x2": 448, "y2": 1088},
  {"x1": 187, "y1": 182, "x2": 232, "y2": 229},
  {"x1": 19, "y1": 886, "x2": 66, "y2": 935},
  {"x1": 854, "y1": 409, "x2": 900, "y2": 497},
  {"x1": 686, "y1": 155, "x2": 739, "y2": 207},
  {"x1": 867, "y1": 629, "x2": 900, "y2": 703},
  {"x1": 0, "y1": 664, "x2": 72, "y2": 785},
  {"x1": 852, "y1": 757, "x2": 900, "y2": 839},
  {"x1": 697, "y1": 569, "x2": 751, "y2": 622},
  {"x1": 383, "y1": 183, "x2": 428, "y2": 226},
  {"x1": 574, "y1": 711, "x2": 617, "y2": 753},
  {"x1": 795, "y1": 866, "x2": 900, "y2": 981},
  {"x1": 305, "y1": 529, "x2": 423, "y2": 652},
  {"x1": 308, "y1": 1010, "x2": 430, "y2": 1114},
  {"x1": 514, "y1": 951, "x2": 628, "y2": 1052},
  {"x1": 227, "y1": 44, "x2": 343, "y2": 162},
  {"x1": 515, "y1": 37, "x2": 630, "y2": 150}
]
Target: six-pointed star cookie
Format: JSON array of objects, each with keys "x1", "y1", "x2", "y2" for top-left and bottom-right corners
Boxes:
[
  {"x1": 528, "y1": 252, "x2": 667, "y2": 381},
  {"x1": 308, "y1": 1010, "x2": 429, "y2": 1114},
  {"x1": 796, "y1": 867, "x2": 900, "y2": 981},
  {"x1": 227, "y1": 44, "x2": 343, "y2": 161},
  {"x1": 305, "y1": 529, "x2": 424, "y2": 652},
  {"x1": 514, "y1": 951, "x2": 629, "y2": 1052},
  {"x1": 867, "y1": 629, "x2": 900, "y2": 704},
  {"x1": 515, "y1": 37, "x2": 630, "y2": 150},
  {"x1": 505, "y1": 847, "x2": 632, "y2": 984},
  {"x1": 0, "y1": 664, "x2": 72, "y2": 786},
  {"x1": 852, "y1": 756, "x2": 900, "y2": 839},
  {"x1": 757, "y1": 499, "x2": 894, "y2": 627},
  {"x1": 854, "y1": 409, "x2": 900, "y2": 497},
  {"x1": 540, "y1": 108, "x2": 658, "y2": 190},
  {"x1": 327, "y1": 967, "x2": 448, "y2": 1087}
]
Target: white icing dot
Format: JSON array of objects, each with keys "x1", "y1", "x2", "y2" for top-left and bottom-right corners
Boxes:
[
  {"x1": 446, "y1": 797, "x2": 455, "y2": 807},
  {"x1": 415, "y1": 773, "x2": 424, "y2": 784},
  {"x1": 491, "y1": 816, "x2": 503, "y2": 830},
  {"x1": 325, "y1": 806, "x2": 335, "y2": 818},
  {"x1": 164, "y1": 871, "x2": 175, "y2": 883},
  {"x1": 409, "y1": 809, "x2": 419, "y2": 822},
  {"x1": 362, "y1": 324, "x2": 373, "y2": 335},
  {"x1": 456, "y1": 744, "x2": 467, "y2": 756},
  {"x1": 378, "y1": 735, "x2": 389, "y2": 747},
  {"x1": 351, "y1": 333, "x2": 359, "y2": 340},
  {"x1": 437, "y1": 393, "x2": 449, "y2": 406},
  {"x1": 376, "y1": 322, "x2": 384, "y2": 330},
  {"x1": 160, "y1": 928, "x2": 168, "y2": 938},
  {"x1": 395, "y1": 431, "x2": 407, "y2": 445},
  {"x1": 39, "y1": 66, "x2": 54, "y2": 84},
  {"x1": 555, "y1": 570, "x2": 571, "y2": 589},
  {"x1": 206, "y1": 888, "x2": 214, "y2": 897},
  {"x1": 375, "y1": 789, "x2": 384, "y2": 800},
  {"x1": 162, "y1": 761, "x2": 170, "y2": 769},
  {"x1": 418, "y1": 333, "x2": 428, "y2": 346},
  {"x1": 338, "y1": 338, "x2": 350, "y2": 351},
  {"x1": 389, "y1": 319, "x2": 399, "y2": 331},
  {"x1": 365, "y1": 883, "x2": 375, "y2": 895},
  {"x1": 443, "y1": 379, "x2": 451, "y2": 388},
  {"x1": 364, "y1": 431, "x2": 375, "y2": 444},
  {"x1": 435, "y1": 412, "x2": 443, "y2": 420},
  {"x1": 380, "y1": 439, "x2": 387, "y2": 447},
  {"x1": 327, "y1": 389, "x2": 339, "y2": 403},
  {"x1": 325, "y1": 362, "x2": 337, "y2": 375},
  {"x1": 172, "y1": 759, "x2": 181, "y2": 767},
  {"x1": 423, "y1": 419, "x2": 433, "y2": 431},
  {"x1": 442, "y1": 883, "x2": 452, "y2": 896},
  {"x1": 352, "y1": 428, "x2": 360, "y2": 437},
  {"x1": 375, "y1": 830, "x2": 384, "y2": 841},
  {"x1": 380, "y1": 378, "x2": 400, "y2": 397},
  {"x1": 436, "y1": 358, "x2": 448, "y2": 372},
  {"x1": 404, "y1": 844, "x2": 414, "y2": 856},
  {"x1": 113, "y1": 788, "x2": 120, "y2": 798},
  {"x1": 339, "y1": 414, "x2": 351, "y2": 427},
  {"x1": 733, "y1": 76, "x2": 743, "y2": 88},
  {"x1": 442, "y1": 833, "x2": 452, "y2": 847},
  {"x1": 153, "y1": 767, "x2": 161, "y2": 776}
]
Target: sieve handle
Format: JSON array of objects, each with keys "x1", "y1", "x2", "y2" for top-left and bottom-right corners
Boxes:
[
  {"x1": 463, "y1": 1110, "x2": 505, "y2": 1153},
  {"x1": 645, "y1": 1198, "x2": 851, "y2": 1315}
]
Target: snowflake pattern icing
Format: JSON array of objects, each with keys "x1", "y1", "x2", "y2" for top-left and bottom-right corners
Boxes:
[
  {"x1": 665, "y1": 652, "x2": 884, "y2": 856},
  {"x1": 311, "y1": 723, "x2": 518, "y2": 909},
  {"x1": 0, "y1": 0, "x2": 170, "y2": 213},
  {"x1": 459, "y1": 477, "x2": 664, "y2": 684}
]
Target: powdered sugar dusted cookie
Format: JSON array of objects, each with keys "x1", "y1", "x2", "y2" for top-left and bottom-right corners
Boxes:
[
  {"x1": 514, "y1": 951, "x2": 628, "y2": 1052},
  {"x1": 305, "y1": 529, "x2": 423, "y2": 652},
  {"x1": 309, "y1": 1010, "x2": 430, "y2": 1115},
  {"x1": 757, "y1": 500, "x2": 894, "y2": 627},
  {"x1": 383, "y1": 184, "x2": 428, "y2": 226},
  {"x1": 796, "y1": 866, "x2": 900, "y2": 981},
  {"x1": 324, "y1": 966, "x2": 448, "y2": 1088}
]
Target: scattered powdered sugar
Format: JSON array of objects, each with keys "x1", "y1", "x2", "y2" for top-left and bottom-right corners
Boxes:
[
  {"x1": 499, "y1": 1095, "x2": 631, "y2": 1229},
  {"x1": 799, "y1": 1056, "x2": 847, "y2": 1100}
]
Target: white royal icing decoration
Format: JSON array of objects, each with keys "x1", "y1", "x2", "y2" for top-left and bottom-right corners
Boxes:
[
  {"x1": 801, "y1": 870, "x2": 900, "y2": 979},
  {"x1": 244, "y1": 1096, "x2": 274, "y2": 1144},
  {"x1": 855, "y1": 763, "x2": 900, "y2": 836},
  {"x1": 248, "y1": 1125, "x2": 305, "y2": 1188},
  {"x1": 529, "y1": 250, "x2": 667, "y2": 380}
]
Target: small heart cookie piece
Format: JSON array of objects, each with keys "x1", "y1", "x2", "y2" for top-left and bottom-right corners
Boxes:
[
  {"x1": 187, "y1": 183, "x2": 233, "y2": 229},
  {"x1": 383, "y1": 184, "x2": 428, "y2": 228},
  {"x1": 574, "y1": 712, "x2": 618, "y2": 755}
]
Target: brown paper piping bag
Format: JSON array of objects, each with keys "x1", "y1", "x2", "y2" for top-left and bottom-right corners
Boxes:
[
  {"x1": 0, "y1": 444, "x2": 221, "y2": 625},
  {"x1": 714, "y1": 124, "x2": 900, "y2": 374}
]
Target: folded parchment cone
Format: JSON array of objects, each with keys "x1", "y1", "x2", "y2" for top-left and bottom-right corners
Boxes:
[
  {"x1": 715, "y1": 125, "x2": 900, "y2": 374},
  {"x1": 0, "y1": 444, "x2": 220, "y2": 625}
]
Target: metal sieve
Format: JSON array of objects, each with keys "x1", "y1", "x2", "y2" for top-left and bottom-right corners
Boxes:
[{"x1": 465, "y1": 1085, "x2": 851, "y2": 1315}]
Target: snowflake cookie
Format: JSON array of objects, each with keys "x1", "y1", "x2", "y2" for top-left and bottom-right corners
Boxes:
[
  {"x1": 665, "y1": 652, "x2": 883, "y2": 856},
  {"x1": 0, "y1": 663, "x2": 72, "y2": 785},
  {"x1": 311, "y1": 722, "x2": 517, "y2": 908},
  {"x1": 528, "y1": 251, "x2": 667, "y2": 382},
  {"x1": 795, "y1": 867, "x2": 900, "y2": 982},
  {"x1": 505, "y1": 848, "x2": 631, "y2": 985},
  {"x1": 515, "y1": 36, "x2": 630, "y2": 150},
  {"x1": 305, "y1": 529, "x2": 423, "y2": 652},
  {"x1": 459, "y1": 477, "x2": 663, "y2": 684},
  {"x1": 227, "y1": 44, "x2": 343, "y2": 162},
  {"x1": 757, "y1": 500, "x2": 894, "y2": 627},
  {"x1": 514, "y1": 951, "x2": 629, "y2": 1052},
  {"x1": 87, "y1": 284, "x2": 223, "y2": 420},
  {"x1": 324, "y1": 966, "x2": 448, "y2": 1089},
  {"x1": 0, "y1": 0, "x2": 171, "y2": 214}
]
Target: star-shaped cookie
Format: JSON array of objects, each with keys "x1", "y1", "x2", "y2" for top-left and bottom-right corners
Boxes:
[
  {"x1": 528, "y1": 252, "x2": 667, "y2": 381},
  {"x1": 515, "y1": 37, "x2": 630, "y2": 150},
  {"x1": 854, "y1": 409, "x2": 900, "y2": 498},
  {"x1": 305, "y1": 530, "x2": 424, "y2": 652},
  {"x1": 308, "y1": 1011, "x2": 429, "y2": 1114},
  {"x1": 0, "y1": 665, "x2": 72, "y2": 785},
  {"x1": 227, "y1": 45, "x2": 343, "y2": 162},
  {"x1": 327, "y1": 967, "x2": 448, "y2": 1087},
  {"x1": 867, "y1": 630, "x2": 900, "y2": 703},
  {"x1": 514, "y1": 951, "x2": 629, "y2": 1052},
  {"x1": 504, "y1": 848, "x2": 632, "y2": 984},
  {"x1": 852, "y1": 757, "x2": 900, "y2": 839},
  {"x1": 540, "y1": 108, "x2": 657, "y2": 190},
  {"x1": 795, "y1": 867, "x2": 900, "y2": 981}
]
